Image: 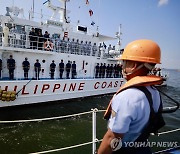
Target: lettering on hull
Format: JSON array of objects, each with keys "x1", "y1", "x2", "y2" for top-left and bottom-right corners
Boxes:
[{"x1": 0, "y1": 80, "x2": 124, "y2": 97}]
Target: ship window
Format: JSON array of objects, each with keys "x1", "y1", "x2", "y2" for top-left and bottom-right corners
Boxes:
[{"x1": 77, "y1": 26, "x2": 87, "y2": 32}]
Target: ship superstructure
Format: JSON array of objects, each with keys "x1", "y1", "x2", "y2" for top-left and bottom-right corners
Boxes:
[{"x1": 0, "y1": 0, "x2": 125, "y2": 107}]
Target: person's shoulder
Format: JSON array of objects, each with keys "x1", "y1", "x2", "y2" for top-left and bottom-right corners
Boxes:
[
  {"x1": 112, "y1": 87, "x2": 147, "y2": 111},
  {"x1": 115, "y1": 87, "x2": 146, "y2": 102},
  {"x1": 119, "y1": 87, "x2": 141, "y2": 94}
]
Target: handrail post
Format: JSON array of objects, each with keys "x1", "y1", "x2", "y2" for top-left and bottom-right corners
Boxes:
[{"x1": 92, "y1": 108, "x2": 98, "y2": 154}]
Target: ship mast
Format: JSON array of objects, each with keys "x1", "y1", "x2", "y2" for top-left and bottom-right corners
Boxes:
[
  {"x1": 60, "y1": 0, "x2": 69, "y2": 23},
  {"x1": 117, "y1": 24, "x2": 122, "y2": 46},
  {"x1": 115, "y1": 24, "x2": 122, "y2": 51},
  {"x1": 44, "y1": 0, "x2": 70, "y2": 23},
  {"x1": 32, "y1": 0, "x2": 35, "y2": 19}
]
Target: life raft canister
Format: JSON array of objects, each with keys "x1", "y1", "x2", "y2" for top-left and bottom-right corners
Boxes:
[
  {"x1": 0, "y1": 90, "x2": 16, "y2": 102},
  {"x1": 44, "y1": 41, "x2": 53, "y2": 51}
]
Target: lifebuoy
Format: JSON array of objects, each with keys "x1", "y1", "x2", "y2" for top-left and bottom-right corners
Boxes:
[{"x1": 44, "y1": 41, "x2": 53, "y2": 51}]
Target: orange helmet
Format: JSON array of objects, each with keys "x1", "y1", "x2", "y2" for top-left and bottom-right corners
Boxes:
[{"x1": 121, "y1": 39, "x2": 161, "y2": 64}]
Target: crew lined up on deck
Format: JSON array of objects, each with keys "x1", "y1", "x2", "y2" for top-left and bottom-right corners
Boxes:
[
  {"x1": 0, "y1": 24, "x2": 115, "y2": 57},
  {"x1": 3, "y1": 55, "x2": 77, "y2": 80},
  {"x1": 95, "y1": 63, "x2": 123, "y2": 78},
  {"x1": 28, "y1": 27, "x2": 101, "y2": 55},
  {"x1": 0, "y1": 55, "x2": 122, "y2": 80},
  {"x1": 29, "y1": 28, "x2": 51, "y2": 50}
]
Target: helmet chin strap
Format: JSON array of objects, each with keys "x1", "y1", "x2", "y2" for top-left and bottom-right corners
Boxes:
[{"x1": 123, "y1": 62, "x2": 155, "y2": 76}]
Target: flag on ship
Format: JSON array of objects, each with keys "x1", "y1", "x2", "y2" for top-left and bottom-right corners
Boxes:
[
  {"x1": 86, "y1": 0, "x2": 89, "y2": 5},
  {"x1": 89, "y1": 9, "x2": 93, "y2": 16},
  {"x1": 91, "y1": 21, "x2": 95, "y2": 26},
  {"x1": 43, "y1": 0, "x2": 50, "y2": 5}
]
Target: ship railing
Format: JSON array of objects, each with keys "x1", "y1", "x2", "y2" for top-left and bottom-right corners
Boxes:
[
  {"x1": 0, "y1": 31, "x2": 116, "y2": 59},
  {"x1": 0, "y1": 108, "x2": 179, "y2": 154},
  {"x1": 0, "y1": 31, "x2": 104, "y2": 58},
  {"x1": 0, "y1": 31, "x2": 119, "y2": 59}
]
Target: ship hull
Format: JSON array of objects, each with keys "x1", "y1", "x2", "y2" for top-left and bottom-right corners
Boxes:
[{"x1": 0, "y1": 78, "x2": 125, "y2": 107}]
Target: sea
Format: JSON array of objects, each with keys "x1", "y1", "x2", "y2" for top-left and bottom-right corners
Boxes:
[{"x1": 0, "y1": 69, "x2": 179, "y2": 154}]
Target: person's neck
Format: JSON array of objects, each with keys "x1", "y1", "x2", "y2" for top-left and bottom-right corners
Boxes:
[{"x1": 126, "y1": 67, "x2": 149, "y2": 81}]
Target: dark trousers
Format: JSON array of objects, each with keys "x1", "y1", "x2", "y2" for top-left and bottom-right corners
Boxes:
[
  {"x1": 99, "y1": 71, "x2": 102, "y2": 78},
  {"x1": 24, "y1": 71, "x2": 29, "y2": 79},
  {"x1": 0, "y1": 70, "x2": 1, "y2": 78},
  {"x1": 35, "y1": 71, "x2": 40, "y2": 80},
  {"x1": 66, "y1": 71, "x2": 70, "y2": 79},
  {"x1": 109, "y1": 72, "x2": 112, "y2": 78},
  {"x1": 102, "y1": 72, "x2": 105, "y2": 78},
  {"x1": 38, "y1": 43, "x2": 43, "y2": 50},
  {"x1": 106, "y1": 73, "x2": 110, "y2": 78},
  {"x1": 95, "y1": 72, "x2": 99, "y2": 78},
  {"x1": 9, "y1": 69, "x2": 14, "y2": 80},
  {"x1": 119, "y1": 72, "x2": 123, "y2": 78},
  {"x1": 50, "y1": 71, "x2": 55, "y2": 79},
  {"x1": 72, "y1": 71, "x2": 76, "y2": 79},
  {"x1": 60, "y1": 71, "x2": 63, "y2": 79},
  {"x1": 30, "y1": 41, "x2": 37, "y2": 49}
]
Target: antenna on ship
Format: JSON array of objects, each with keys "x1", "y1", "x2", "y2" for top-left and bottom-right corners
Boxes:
[
  {"x1": 12, "y1": 0, "x2": 14, "y2": 10},
  {"x1": 115, "y1": 24, "x2": 122, "y2": 52},
  {"x1": 116, "y1": 24, "x2": 122, "y2": 46},
  {"x1": 28, "y1": 0, "x2": 35, "y2": 20},
  {"x1": 32, "y1": 0, "x2": 35, "y2": 19}
]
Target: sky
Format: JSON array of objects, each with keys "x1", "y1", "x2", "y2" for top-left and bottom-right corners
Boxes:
[{"x1": 0, "y1": 0, "x2": 180, "y2": 69}]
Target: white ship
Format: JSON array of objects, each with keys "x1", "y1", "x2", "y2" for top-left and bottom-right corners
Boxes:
[{"x1": 0, "y1": 0, "x2": 125, "y2": 107}]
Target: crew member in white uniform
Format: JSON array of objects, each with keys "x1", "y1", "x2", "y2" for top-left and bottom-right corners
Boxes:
[
  {"x1": 98, "y1": 39, "x2": 164, "y2": 154},
  {"x1": 109, "y1": 86, "x2": 161, "y2": 145}
]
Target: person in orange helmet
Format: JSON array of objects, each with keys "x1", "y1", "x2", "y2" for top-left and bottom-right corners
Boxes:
[{"x1": 98, "y1": 39, "x2": 165, "y2": 154}]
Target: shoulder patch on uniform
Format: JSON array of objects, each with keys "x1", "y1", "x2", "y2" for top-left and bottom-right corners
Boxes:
[{"x1": 111, "y1": 110, "x2": 116, "y2": 118}]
